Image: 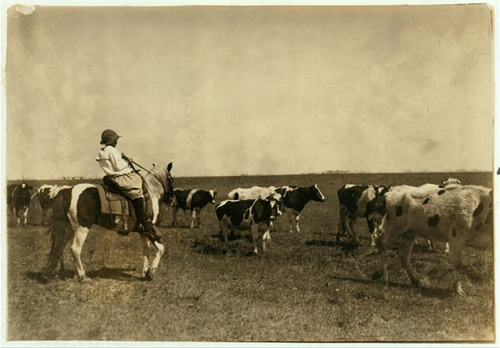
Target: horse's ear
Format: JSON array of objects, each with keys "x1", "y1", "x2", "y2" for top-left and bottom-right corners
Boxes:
[{"x1": 167, "y1": 162, "x2": 173, "y2": 172}]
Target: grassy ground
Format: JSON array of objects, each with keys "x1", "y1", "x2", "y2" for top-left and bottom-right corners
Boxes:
[{"x1": 5, "y1": 172, "x2": 495, "y2": 342}]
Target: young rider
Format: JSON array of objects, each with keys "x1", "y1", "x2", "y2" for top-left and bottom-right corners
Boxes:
[{"x1": 96, "y1": 129, "x2": 159, "y2": 241}]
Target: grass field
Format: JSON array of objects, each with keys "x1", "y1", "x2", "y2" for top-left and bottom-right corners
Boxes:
[{"x1": 5, "y1": 172, "x2": 495, "y2": 342}]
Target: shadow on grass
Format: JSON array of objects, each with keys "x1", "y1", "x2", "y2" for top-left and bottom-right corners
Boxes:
[
  {"x1": 329, "y1": 274, "x2": 452, "y2": 299},
  {"x1": 305, "y1": 239, "x2": 337, "y2": 247},
  {"x1": 86, "y1": 267, "x2": 139, "y2": 281},
  {"x1": 26, "y1": 267, "x2": 139, "y2": 284}
]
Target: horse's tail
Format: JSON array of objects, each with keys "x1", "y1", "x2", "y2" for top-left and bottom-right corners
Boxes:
[{"x1": 45, "y1": 189, "x2": 73, "y2": 278}]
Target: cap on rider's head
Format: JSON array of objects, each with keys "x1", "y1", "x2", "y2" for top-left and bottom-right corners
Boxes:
[{"x1": 100, "y1": 129, "x2": 121, "y2": 145}]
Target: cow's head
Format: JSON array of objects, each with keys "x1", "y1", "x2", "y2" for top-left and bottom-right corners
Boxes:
[
  {"x1": 266, "y1": 193, "x2": 283, "y2": 220},
  {"x1": 309, "y1": 184, "x2": 326, "y2": 202},
  {"x1": 366, "y1": 186, "x2": 390, "y2": 226},
  {"x1": 209, "y1": 189, "x2": 217, "y2": 204},
  {"x1": 442, "y1": 177, "x2": 461, "y2": 186}
]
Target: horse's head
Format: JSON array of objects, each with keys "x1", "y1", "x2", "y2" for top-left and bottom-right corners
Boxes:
[{"x1": 148, "y1": 162, "x2": 174, "y2": 205}]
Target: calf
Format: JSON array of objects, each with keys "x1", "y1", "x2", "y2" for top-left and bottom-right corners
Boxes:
[
  {"x1": 7, "y1": 183, "x2": 33, "y2": 225},
  {"x1": 172, "y1": 188, "x2": 217, "y2": 228},
  {"x1": 336, "y1": 184, "x2": 389, "y2": 246},
  {"x1": 274, "y1": 184, "x2": 325, "y2": 233},
  {"x1": 36, "y1": 184, "x2": 72, "y2": 225},
  {"x1": 215, "y1": 197, "x2": 282, "y2": 254},
  {"x1": 368, "y1": 184, "x2": 492, "y2": 296}
]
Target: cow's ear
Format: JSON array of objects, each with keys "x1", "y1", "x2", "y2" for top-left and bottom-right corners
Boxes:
[
  {"x1": 167, "y1": 162, "x2": 173, "y2": 172},
  {"x1": 213, "y1": 190, "x2": 217, "y2": 197}
]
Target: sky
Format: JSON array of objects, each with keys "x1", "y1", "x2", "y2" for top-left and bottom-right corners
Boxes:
[{"x1": 2, "y1": 3, "x2": 496, "y2": 179}]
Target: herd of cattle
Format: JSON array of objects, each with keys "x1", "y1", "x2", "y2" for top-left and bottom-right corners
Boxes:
[{"x1": 5, "y1": 177, "x2": 494, "y2": 296}]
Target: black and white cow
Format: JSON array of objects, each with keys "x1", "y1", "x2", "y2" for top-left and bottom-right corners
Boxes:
[
  {"x1": 172, "y1": 188, "x2": 217, "y2": 228},
  {"x1": 273, "y1": 184, "x2": 326, "y2": 233},
  {"x1": 215, "y1": 197, "x2": 282, "y2": 254},
  {"x1": 7, "y1": 183, "x2": 33, "y2": 225},
  {"x1": 36, "y1": 184, "x2": 72, "y2": 225},
  {"x1": 336, "y1": 184, "x2": 390, "y2": 246}
]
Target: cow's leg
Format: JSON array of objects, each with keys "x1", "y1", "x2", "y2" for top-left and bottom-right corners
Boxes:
[
  {"x1": 171, "y1": 206, "x2": 179, "y2": 227},
  {"x1": 348, "y1": 217, "x2": 359, "y2": 245},
  {"x1": 191, "y1": 208, "x2": 201, "y2": 228},
  {"x1": 41, "y1": 209, "x2": 47, "y2": 226},
  {"x1": 69, "y1": 225, "x2": 90, "y2": 281},
  {"x1": 15, "y1": 208, "x2": 21, "y2": 226},
  {"x1": 336, "y1": 206, "x2": 347, "y2": 243},
  {"x1": 366, "y1": 217, "x2": 376, "y2": 248},
  {"x1": 373, "y1": 228, "x2": 403, "y2": 285},
  {"x1": 196, "y1": 208, "x2": 202, "y2": 228},
  {"x1": 190, "y1": 209, "x2": 196, "y2": 229},
  {"x1": 397, "y1": 231, "x2": 420, "y2": 288},
  {"x1": 219, "y1": 220, "x2": 229, "y2": 253},
  {"x1": 262, "y1": 224, "x2": 271, "y2": 252},
  {"x1": 23, "y1": 208, "x2": 29, "y2": 225},
  {"x1": 294, "y1": 212, "x2": 301, "y2": 233},
  {"x1": 287, "y1": 210, "x2": 295, "y2": 233},
  {"x1": 448, "y1": 232, "x2": 467, "y2": 296},
  {"x1": 142, "y1": 236, "x2": 165, "y2": 281},
  {"x1": 251, "y1": 223, "x2": 259, "y2": 255},
  {"x1": 427, "y1": 239, "x2": 435, "y2": 251}
]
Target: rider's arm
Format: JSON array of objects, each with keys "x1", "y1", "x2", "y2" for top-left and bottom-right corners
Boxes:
[{"x1": 109, "y1": 147, "x2": 130, "y2": 172}]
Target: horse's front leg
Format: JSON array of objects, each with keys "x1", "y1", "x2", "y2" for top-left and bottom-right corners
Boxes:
[
  {"x1": 142, "y1": 236, "x2": 165, "y2": 281},
  {"x1": 69, "y1": 225, "x2": 90, "y2": 281}
]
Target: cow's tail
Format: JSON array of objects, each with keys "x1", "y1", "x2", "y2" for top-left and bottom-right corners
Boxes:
[{"x1": 45, "y1": 191, "x2": 73, "y2": 279}]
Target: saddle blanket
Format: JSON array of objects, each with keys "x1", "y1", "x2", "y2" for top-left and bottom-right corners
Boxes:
[{"x1": 95, "y1": 185, "x2": 131, "y2": 216}]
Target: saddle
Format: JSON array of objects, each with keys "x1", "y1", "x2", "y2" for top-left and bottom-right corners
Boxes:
[{"x1": 96, "y1": 176, "x2": 153, "y2": 232}]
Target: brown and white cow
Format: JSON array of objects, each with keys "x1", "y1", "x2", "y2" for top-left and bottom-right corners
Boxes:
[
  {"x1": 368, "y1": 184, "x2": 492, "y2": 296},
  {"x1": 36, "y1": 184, "x2": 72, "y2": 225},
  {"x1": 172, "y1": 188, "x2": 217, "y2": 228},
  {"x1": 7, "y1": 183, "x2": 33, "y2": 225},
  {"x1": 215, "y1": 196, "x2": 282, "y2": 255}
]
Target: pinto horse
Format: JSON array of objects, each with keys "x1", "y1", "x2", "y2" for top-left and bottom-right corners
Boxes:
[{"x1": 45, "y1": 162, "x2": 174, "y2": 282}]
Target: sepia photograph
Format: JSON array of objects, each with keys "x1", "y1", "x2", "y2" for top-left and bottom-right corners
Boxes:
[{"x1": 1, "y1": 0, "x2": 498, "y2": 345}]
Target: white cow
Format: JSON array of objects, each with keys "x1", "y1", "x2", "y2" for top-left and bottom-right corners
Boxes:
[
  {"x1": 227, "y1": 186, "x2": 280, "y2": 200},
  {"x1": 369, "y1": 184, "x2": 493, "y2": 296}
]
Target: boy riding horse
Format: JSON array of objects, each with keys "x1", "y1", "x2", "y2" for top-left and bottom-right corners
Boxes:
[{"x1": 96, "y1": 129, "x2": 160, "y2": 241}]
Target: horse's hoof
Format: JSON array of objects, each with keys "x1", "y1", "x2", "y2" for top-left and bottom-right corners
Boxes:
[
  {"x1": 142, "y1": 270, "x2": 154, "y2": 281},
  {"x1": 79, "y1": 276, "x2": 90, "y2": 283},
  {"x1": 371, "y1": 271, "x2": 383, "y2": 280},
  {"x1": 411, "y1": 279, "x2": 421, "y2": 288}
]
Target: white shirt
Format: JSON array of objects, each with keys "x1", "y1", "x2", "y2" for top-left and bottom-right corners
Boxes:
[{"x1": 96, "y1": 145, "x2": 133, "y2": 176}]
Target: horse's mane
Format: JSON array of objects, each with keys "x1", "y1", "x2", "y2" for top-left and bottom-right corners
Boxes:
[
  {"x1": 143, "y1": 163, "x2": 172, "y2": 196},
  {"x1": 149, "y1": 163, "x2": 170, "y2": 184}
]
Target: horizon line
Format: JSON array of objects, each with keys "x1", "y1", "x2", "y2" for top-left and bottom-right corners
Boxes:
[{"x1": 4, "y1": 169, "x2": 494, "y2": 182}]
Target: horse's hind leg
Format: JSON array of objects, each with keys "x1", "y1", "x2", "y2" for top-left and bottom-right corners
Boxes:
[{"x1": 70, "y1": 225, "x2": 90, "y2": 281}]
